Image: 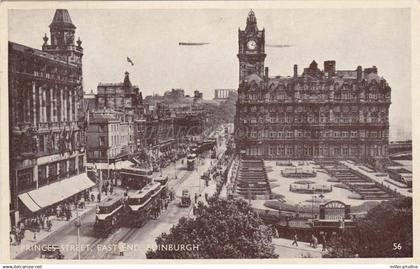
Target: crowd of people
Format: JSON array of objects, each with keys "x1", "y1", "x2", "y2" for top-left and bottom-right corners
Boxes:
[
  {"x1": 291, "y1": 232, "x2": 328, "y2": 251},
  {"x1": 10, "y1": 188, "x2": 96, "y2": 246}
]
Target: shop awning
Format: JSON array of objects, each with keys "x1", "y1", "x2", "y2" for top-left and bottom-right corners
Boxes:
[
  {"x1": 18, "y1": 193, "x2": 42, "y2": 212},
  {"x1": 115, "y1": 160, "x2": 135, "y2": 170},
  {"x1": 86, "y1": 160, "x2": 134, "y2": 170},
  {"x1": 18, "y1": 173, "x2": 95, "y2": 213}
]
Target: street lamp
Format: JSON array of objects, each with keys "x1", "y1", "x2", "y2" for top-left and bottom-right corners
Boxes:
[{"x1": 74, "y1": 206, "x2": 81, "y2": 260}]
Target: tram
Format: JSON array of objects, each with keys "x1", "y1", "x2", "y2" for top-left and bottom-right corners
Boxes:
[
  {"x1": 125, "y1": 182, "x2": 165, "y2": 227},
  {"x1": 153, "y1": 175, "x2": 169, "y2": 198},
  {"x1": 187, "y1": 153, "x2": 196, "y2": 171},
  {"x1": 120, "y1": 167, "x2": 152, "y2": 190},
  {"x1": 94, "y1": 196, "x2": 126, "y2": 237}
]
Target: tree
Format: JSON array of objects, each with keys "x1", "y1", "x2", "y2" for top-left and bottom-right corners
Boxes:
[
  {"x1": 146, "y1": 197, "x2": 278, "y2": 259},
  {"x1": 325, "y1": 197, "x2": 412, "y2": 258}
]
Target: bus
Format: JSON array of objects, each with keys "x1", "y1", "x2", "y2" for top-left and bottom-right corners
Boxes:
[
  {"x1": 125, "y1": 182, "x2": 163, "y2": 227},
  {"x1": 94, "y1": 196, "x2": 126, "y2": 237},
  {"x1": 187, "y1": 154, "x2": 196, "y2": 171},
  {"x1": 120, "y1": 167, "x2": 152, "y2": 190}
]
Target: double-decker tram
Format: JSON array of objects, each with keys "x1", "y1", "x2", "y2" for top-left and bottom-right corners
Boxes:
[
  {"x1": 120, "y1": 167, "x2": 152, "y2": 190},
  {"x1": 153, "y1": 175, "x2": 169, "y2": 198},
  {"x1": 94, "y1": 196, "x2": 126, "y2": 237},
  {"x1": 125, "y1": 182, "x2": 165, "y2": 227}
]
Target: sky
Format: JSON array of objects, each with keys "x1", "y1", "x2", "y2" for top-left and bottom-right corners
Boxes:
[{"x1": 8, "y1": 8, "x2": 411, "y2": 140}]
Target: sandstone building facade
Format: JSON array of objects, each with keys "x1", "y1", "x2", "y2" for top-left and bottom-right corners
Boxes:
[
  {"x1": 234, "y1": 11, "x2": 391, "y2": 162},
  {"x1": 8, "y1": 10, "x2": 92, "y2": 225}
]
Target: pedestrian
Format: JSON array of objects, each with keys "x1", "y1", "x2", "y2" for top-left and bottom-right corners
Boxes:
[
  {"x1": 10, "y1": 230, "x2": 14, "y2": 245},
  {"x1": 322, "y1": 234, "x2": 327, "y2": 251},
  {"x1": 47, "y1": 218, "x2": 52, "y2": 232},
  {"x1": 15, "y1": 226, "x2": 20, "y2": 245},
  {"x1": 80, "y1": 197, "x2": 85, "y2": 209},
  {"x1": 292, "y1": 233, "x2": 298, "y2": 246},
  {"x1": 56, "y1": 205, "x2": 61, "y2": 219},
  {"x1": 110, "y1": 184, "x2": 114, "y2": 195},
  {"x1": 91, "y1": 193, "x2": 95, "y2": 203},
  {"x1": 118, "y1": 241, "x2": 125, "y2": 256},
  {"x1": 273, "y1": 226, "x2": 279, "y2": 238},
  {"x1": 66, "y1": 207, "x2": 71, "y2": 221},
  {"x1": 194, "y1": 193, "x2": 198, "y2": 204},
  {"x1": 39, "y1": 215, "x2": 44, "y2": 230},
  {"x1": 97, "y1": 193, "x2": 101, "y2": 203},
  {"x1": 311, "y1": 234, "x2": 318, "y2": 248}
]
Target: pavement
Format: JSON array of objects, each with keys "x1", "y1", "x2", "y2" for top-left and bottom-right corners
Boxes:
[
  {"x1": 10, "y1": 187, "x2": 126, "y2": 259},
  {"x1": 272, "y1": 238, "x2": 324, "y2": 258}
]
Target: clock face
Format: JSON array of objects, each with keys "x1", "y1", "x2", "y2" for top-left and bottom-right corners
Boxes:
[{"x1": 247, "y1": 40, "x2": 257, "y2": 50}]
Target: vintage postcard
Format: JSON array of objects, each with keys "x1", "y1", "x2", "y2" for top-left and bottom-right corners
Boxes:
[{"x1": 0, "y1": 0, "x2": 418, "y2": 264}]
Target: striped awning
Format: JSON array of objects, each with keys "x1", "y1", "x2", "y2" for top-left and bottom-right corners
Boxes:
[{"x1": 18, "y1": 173, "x2": 95, "y2": 213}]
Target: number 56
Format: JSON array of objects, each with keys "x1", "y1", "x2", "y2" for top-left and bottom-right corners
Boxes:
[{"x1": 393, "y1": 243, "x2": 402, "y2": 250}]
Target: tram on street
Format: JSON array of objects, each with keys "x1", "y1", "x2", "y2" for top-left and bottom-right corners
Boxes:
[
  {"x1": 187, "y1": 153, "x2": 197, "y2": 171},
  {"x1": 120, "y1": 167, "x2": 152, "y2": 190},
  {"x1": 94, "y1": 196, "x2": 126, "y2": 237},
  {"x1": 125, "y1": 182, "x2": 166, "y2": 227},
  {"x1": 153, "y1": 175, "x2": 169, "y2": 198}
]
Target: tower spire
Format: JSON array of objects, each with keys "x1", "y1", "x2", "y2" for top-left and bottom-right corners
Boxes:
[{"x1": 245, "y1": 9, "x2": 258, "y2": 32}]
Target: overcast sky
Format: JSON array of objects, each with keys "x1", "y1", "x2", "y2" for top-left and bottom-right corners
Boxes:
[{"x1": 8, "y1": 8, "x2": 411, "y2": 140}]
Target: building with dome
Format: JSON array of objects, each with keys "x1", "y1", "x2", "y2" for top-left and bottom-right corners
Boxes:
[{"x1": 234, "y1": 11, "x2": 391, "y2": 164}]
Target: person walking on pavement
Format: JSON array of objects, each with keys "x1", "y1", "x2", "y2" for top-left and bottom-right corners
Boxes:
[
  {"x1": 47, "y1": 218, "x2": 52, "y2": 232},
  {"x1": 322, "y1": 234, "x2": 327, "y2": 251},
  {"x1": 292, "y1": 233, "x2": 298, "y2": 246},
  {"x1": 118, "y1": 241, "x2": 125, "y2": 256},
  {"x1": 194, "y1": 193, "x2": 198, "y2": 204}
]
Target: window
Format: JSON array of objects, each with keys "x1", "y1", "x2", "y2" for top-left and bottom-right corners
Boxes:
[
  {"x1": 38, "y1": 165, "x2": 47, "y2": 187},
  {"x1": 99, "y1": 136, "x2": 105, "y2": 146},
  {"x1": 99, "y1": 125, "x2": 105, "y2": 132},
  {"x1": 277, "y1": 146, "x2": 284, "y2": 156},
  {"x1": 269, "y1": 147, "x2": 277, "y2": 155},
  {"x1": 343, "y1": 148, "x2": 349, "y2": 155}
]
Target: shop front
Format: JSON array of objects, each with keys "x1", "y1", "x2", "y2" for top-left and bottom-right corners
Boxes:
[{"x1": 17, "y1": 173, "x2": 95, "y2": 221}]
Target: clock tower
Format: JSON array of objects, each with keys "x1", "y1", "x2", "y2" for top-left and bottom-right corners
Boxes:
[
  {"x1": 237, "y1": 10, "x2": 266, "y2": 82},
  {"x1": 42, "y1": 9, "x2": 83, "y2": 67}
]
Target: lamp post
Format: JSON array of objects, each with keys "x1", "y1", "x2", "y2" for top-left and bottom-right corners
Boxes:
[
  {"x1": 107, "y1": 148, "x2": 110, "y2": 184},
  {"x1": 311, "y1": 188, "x2": 315, "y2": 219},
  {"x1": 75, "y1": 206, "x2": 81, "y2": 260}
]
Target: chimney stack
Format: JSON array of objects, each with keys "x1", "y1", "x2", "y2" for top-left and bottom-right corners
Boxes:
[
  {"x1": 357, "y1": 66, "x2": 363, "y2": 81},
  {"x1": 323, "y1": 60, "x2": 336, "y2": 77},
  {"x1": 293, "y1": 64, "x2": 298, "y2": 78}
]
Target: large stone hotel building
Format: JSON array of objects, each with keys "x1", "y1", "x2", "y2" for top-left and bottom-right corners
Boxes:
[
  {"x1": 8, "y1": 10, "x2": 92, "y2": 225},
  {"x1": 234, "y1": 11, "x2": 391, "y2": 163}
]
